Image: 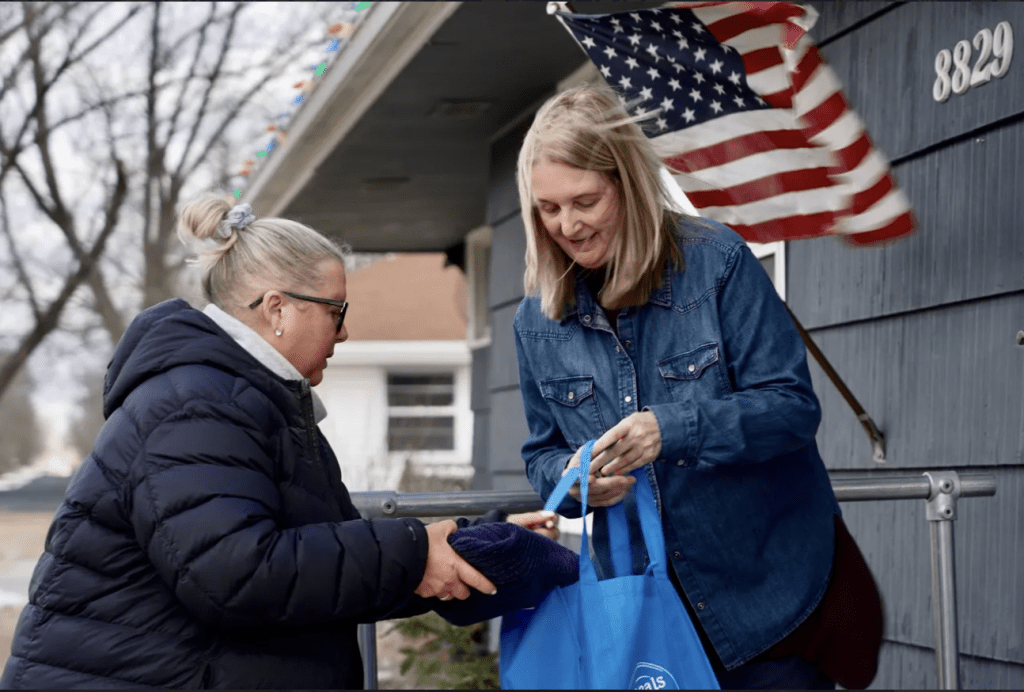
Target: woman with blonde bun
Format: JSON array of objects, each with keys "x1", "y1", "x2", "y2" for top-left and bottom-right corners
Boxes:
[{"x1": 1, "y1": 194, "x2": 555, "y2": 690}]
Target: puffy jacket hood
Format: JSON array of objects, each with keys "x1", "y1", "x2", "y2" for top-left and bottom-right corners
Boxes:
[{"x1": 104, "y1": 298, "x2": 296, "y2": 418}]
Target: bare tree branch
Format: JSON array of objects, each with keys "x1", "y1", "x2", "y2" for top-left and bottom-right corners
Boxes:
[
  {"x1": 0, "y1": 156, "x2": 128, "y2": 402},
  {"x1": 162, "y1": 3, "x2": 217, "y2": 152},
  {"x1": 171, "y1": 2, "x2": 245, "y2": 183},
  {"x1": 0, "y1": 192, "x2": 41, "y2": 320},
  {"x1": 46, "y1": 3, "x2": 145, "y2": 91}
]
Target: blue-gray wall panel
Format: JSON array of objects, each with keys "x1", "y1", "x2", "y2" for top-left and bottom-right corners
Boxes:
[
  {"x1": 471, "y1": 408, "x2": 490, "y2": 491},
  {"x1": 837, "y1": 466, "x2": 1023, "y2": 665},
  {"x1": 809, "y1": 2, "x2": 899, "y2": 45},
  {"x1": 788, "y1": 119, "x2": 1024, "y2": 328},
  {"x1": 470, "y1": 345, "x2": 490, "y2": 412},
  {"x1": 487, "y1": 116, "x2": 534, "y2": 228},
  {"x1": 814, "y1": 2, "x2": 1024, "y2": 162},
  {"x1": 870, "y1": 639, "x2": 1024, "y2": 690},
  {"x1": 488, "y1": 213, "x2": 527, "y2": 310},
  {"x1": 808, "y1": 292, "x2": 1024, "y2": 470},
  {"x1": 488, "y1": 303, "x2": 521, "y2": 392},
  {"x1": 488, "y1": 388, "x2": 532, "y2": 481}
]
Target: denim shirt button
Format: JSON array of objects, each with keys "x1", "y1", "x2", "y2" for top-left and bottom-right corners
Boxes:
[
  {"x1": 688, "y1": 363, "x2": 696, "y2": 373},
  {"x1": 697, "y1": 602, "x2": 706, "y2": 610},
  {"x1": 624, "y1": 395, "x2": 632, "y2": 403},
  {"x1": 583, "y1": 315, "x2": 592, "y2": 323},
  {"x1": 673, "y1": 551, "x2": 681, "y2": 559},
  {"x1": 567, "y1": 391, "x2": 575, "y2": 400},
  {"x1": 625, "y1": 340, "x2": 632, "y2": 348},
  {"x1": 677, "y1": 459, "x2": 685, "y2": 466}
]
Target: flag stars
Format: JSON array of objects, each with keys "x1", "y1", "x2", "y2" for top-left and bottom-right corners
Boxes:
[
  {"x1": 625, "y1": 56, "x2": 640, "y2": 70},
  {"x1": 610, "y1": 17, "x2": 622, "y2": 33},
  {"x1": 640, "y1": 86, "x2": 654, "y2": 100},
  {"x1": 670, "y1": 13, "x2": 683, "y2": 25},
  {"x1": 656, "y1": 117, "x2": 669, "y2": 131},
  {"x1": 630, "y1": 12, "x2": 643, "y2": 23},
  {"x1": 693, "y1": 71, "x2": 706, "y2": 84},
  {"x1": 694, "y1": 47, "x2": 707, "y2": 62},
  {"x1": 660, "y1": 97, "x2": 674, "y2": 111},
  {"x1": 713, "y1": 83, "x2": 726, "y2": 95},
  {"x1": 682, "y1": 107, "x2": 696, "y2": 122},
  {"x1": 650, "y1": 21, "x2": 663, "y2": 33},
  {"x1": 710, "y1": 100, "x2": 723, "y2": 113},
  {"x1": 710, "y1": 59, "x2": 724, "y2": 74},
  {"x1": 647, "y1": 66, "x2": 661, "y2": 80},
  {"x1": 600, "y1": 64, "x2": 612, "y2": 78},
  {"x1": 728, "y1": 71, "x2": 742, "y2": 86},
  {"x1": 672, "y1": 61, "x2": 686, "y2": 73},
  {"x1": 668, "y1": 78, "x2": 682, "y2": 91},
  {"x1": 582, "y1": 36, "x2": 597, "y2": 49},
  {"x1": 733, "y1": 95, "x2": 745, "y2": 107},
  {"x1": 645, "y1": 43, "x2": 660, "y2": 61},
  {"x1": 619, "y1": 75, "x2": 633, "y2": 90},
  {"x1": 689, "y1": 88, "x2": 702, "y2": 102},
  {"x1": 692, "y1": 21, "x2": 705, "y2": 34},
  {"x1": 676, "y1": 37, "x2": 690, "y2": 50},
  {"x1": 628, "y1": 33, "x2": 643, "y2": 47},
  {"x1": 603, "y1": 46, "x2": 617, "y2": 60}
]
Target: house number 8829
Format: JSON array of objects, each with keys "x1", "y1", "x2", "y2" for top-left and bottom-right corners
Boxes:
[{"x1": 933, "y1": 21, "x2": 1013, "y2": 102}]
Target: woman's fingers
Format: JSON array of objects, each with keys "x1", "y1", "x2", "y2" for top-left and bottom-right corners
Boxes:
[
  {"x1": 596, "y1": 412, "x2": 662, "y2": 477},
  {"x1": 416, "y1": 521, "x2": 497, "y2": 600},
  {"x1": 507, "y1": 510, "x2": 558, "y2": 533}
]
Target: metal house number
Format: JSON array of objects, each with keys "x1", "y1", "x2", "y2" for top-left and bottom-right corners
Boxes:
[{"x1": 933, "y1": 21, "x2": 1014, "y2": 102}]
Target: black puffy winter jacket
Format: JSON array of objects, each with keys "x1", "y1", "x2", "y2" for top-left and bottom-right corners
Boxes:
[{"x1": 1, "y1": 299, "x2": 431, "y2": 689}]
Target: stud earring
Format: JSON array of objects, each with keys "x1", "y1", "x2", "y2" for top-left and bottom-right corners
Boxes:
[{"x1": 275, "y1": 329, "x2": 282, "y2": 336}]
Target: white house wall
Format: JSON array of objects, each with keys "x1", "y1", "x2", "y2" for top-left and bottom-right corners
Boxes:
[{"x1": 317, "y1": 340, "x2": 473, "y2": 491}]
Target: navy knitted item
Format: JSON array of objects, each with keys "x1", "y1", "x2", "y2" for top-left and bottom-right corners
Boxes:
[{"x1": 432, "y1": 522, "x2": 579, "y2": 626}]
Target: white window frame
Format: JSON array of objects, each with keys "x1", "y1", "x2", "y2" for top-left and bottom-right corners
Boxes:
[
  {"x1": 747, "y1": 241, "x2": 786, "y2": 301},
  {"x1": 465, "y1": 225, "x2": 492, "y2": 350},
  {"x1": 386, "y1": 371, "x2": 458, "y2": 453}
]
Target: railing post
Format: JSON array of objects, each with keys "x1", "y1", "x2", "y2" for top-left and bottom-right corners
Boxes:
[
  {"x1": 358, "y1": 622, "x2": 378, "y2": 689},
  {"x1": 924, "y1": 471, "x2": 962, "y2": 690}
]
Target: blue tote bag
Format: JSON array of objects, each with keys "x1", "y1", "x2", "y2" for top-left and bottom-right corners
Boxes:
[{"x1": 500, "y1": 440, "x2": 720, "y2": 690}]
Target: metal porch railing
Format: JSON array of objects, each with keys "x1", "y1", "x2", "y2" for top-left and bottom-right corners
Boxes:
[{"x1": 351, "y1": 470, "x2": 996, "y2": 690}]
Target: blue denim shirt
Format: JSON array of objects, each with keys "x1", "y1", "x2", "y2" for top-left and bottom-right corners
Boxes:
[{"x1": 514, "y1": 217, "x2": 841, "y2": 669}]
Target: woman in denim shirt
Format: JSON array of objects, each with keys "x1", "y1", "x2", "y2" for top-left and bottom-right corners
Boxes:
[{"x1": 512, "y1": 87, "x2": 882, "y2": 690}]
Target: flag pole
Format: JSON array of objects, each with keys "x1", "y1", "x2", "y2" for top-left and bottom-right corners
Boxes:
[{"x1": 785, "y1": 304, "x2": 887, "y2": 463}]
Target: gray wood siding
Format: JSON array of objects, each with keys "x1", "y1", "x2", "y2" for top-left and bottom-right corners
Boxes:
[
  {"x1": 800, "y1": 2, "x2": 1024, "y2": 686},
  {"x1": 873, "y1": 640, "x2": 1024, "y2": 690},
  {"x1": 809, "y1": 291, "x2": 1024, "y2": 470},
  {"x1": 788, "y1": 120, "x2": 1024, "y2": 328}
]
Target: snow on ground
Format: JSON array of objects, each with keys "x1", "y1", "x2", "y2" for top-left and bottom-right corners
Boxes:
[{"x1": 0, "y1": 449, "x2": 78, "y2": 492}]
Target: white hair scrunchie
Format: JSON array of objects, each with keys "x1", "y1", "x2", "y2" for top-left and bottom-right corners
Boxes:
[{"x1": 217, "y1": 203, "x2": 256, "y2": 239}]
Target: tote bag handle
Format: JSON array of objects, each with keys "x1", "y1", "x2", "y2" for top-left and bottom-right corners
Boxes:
[{"x1": 543, "y1": 440, "x2": 668, "y2": 583}]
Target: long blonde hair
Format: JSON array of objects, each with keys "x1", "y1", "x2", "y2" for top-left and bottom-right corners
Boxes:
[
  {"x1": 177, "y1": 193, "x2": 349, "y2": 313},
  {"x1": 517, "y1": 86, "x2": 685, "y2": 321}
]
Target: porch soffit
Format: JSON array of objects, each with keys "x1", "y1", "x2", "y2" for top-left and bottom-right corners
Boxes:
[{"x1": 248, "y1": 0, "x2": 663, "y2": 253}]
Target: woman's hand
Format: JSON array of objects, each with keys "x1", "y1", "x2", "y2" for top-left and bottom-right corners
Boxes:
[
  {"x1": 590, "y1": 411, "x2": 662, "y2": 478},
  {"x1": 562, "y1": 442, "x2": 636, "y2": 507},
  {"x1": 507, "y1": 510, "x2": 560, "y2": 540},
  {"x1": 415, "y1": 520, "x2": 497, "y2": 601}
]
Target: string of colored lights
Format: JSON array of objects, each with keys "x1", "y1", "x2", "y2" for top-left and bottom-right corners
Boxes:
[{"x1": 233, "y1": 1, "x2": 374, "y2": 198}]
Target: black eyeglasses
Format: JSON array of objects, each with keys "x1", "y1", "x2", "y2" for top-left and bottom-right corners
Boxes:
[{"x1": 249, "y1": 292, "x2": 348, "y2": 334}]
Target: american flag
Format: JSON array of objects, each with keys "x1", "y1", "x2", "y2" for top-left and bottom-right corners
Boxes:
[{"x1": 555, "y1": 2, "x2": 916, "y2": 246}]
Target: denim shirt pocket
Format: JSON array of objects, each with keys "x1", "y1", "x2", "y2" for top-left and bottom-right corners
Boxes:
[
  {"x1": 538, "y1": 375, "x2": 606, "y2": 448},
  {"x1": 657, "y1": 342, "x2": 729, "y2": 406}
]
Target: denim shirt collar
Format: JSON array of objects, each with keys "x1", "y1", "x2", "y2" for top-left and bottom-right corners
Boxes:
[{"x1": 568, "y1": 257, "x2": 675, "y2": 325}]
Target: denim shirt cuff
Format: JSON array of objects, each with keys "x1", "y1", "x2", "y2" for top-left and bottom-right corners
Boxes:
[{"x1": 645, "y1": 403, "x2": 697, "y2": 467}]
